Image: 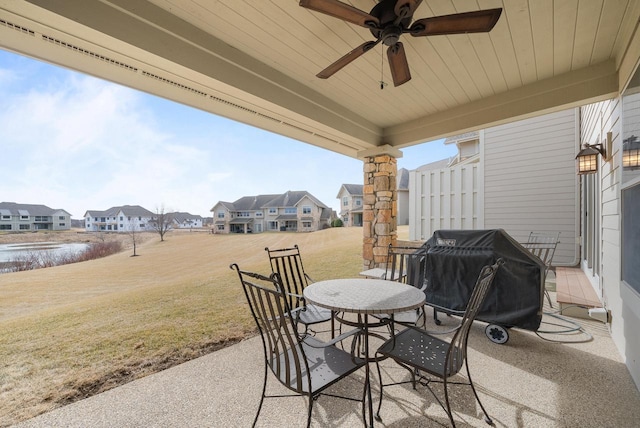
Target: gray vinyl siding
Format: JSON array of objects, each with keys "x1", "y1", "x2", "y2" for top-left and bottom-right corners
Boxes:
[{"x1": 483, "y1": 109, "x2": 579, "y2": 266}]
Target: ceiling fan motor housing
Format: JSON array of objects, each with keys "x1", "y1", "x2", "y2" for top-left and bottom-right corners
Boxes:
[{"x1": 369, "y1": 0, "x2": 413, "y2": 43}]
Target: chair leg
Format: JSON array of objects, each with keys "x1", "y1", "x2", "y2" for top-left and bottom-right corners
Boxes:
[
  {"x1": 544, "y1": 286, "x2": 554, "y2": 308},
  {"x1": 306, "y1": 395, "x2": 313, "y2": 428},
  {"x1": 253, "y1": 363, "x2": 268, "y2": 428},
  {"x1": 465, "y1": 362, "x2": 493, "y2": 425},
  {"x1": 434, "y1": 309, "x2": 442, "y2": 326},
  {"x1": 442, "y1": 376, "x2": 457, "y2": 427},
  {"x1": 375, "y1": 356, "x2": 384, "y2": 421}
]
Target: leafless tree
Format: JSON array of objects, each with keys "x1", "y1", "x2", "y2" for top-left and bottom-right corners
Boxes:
[
  {"x1": 153, "y1": 205, "x2": 173, "y2": 242},
  {"x1": 127, "y1": 218, "x2": 140, "y2": 256}
]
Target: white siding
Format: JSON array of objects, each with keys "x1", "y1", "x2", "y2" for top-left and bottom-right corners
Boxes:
[
  {"x1": 483, "y1": 109, "x2": 579, "y2": 265},
  {"x1": 584, "y1": 96, "x2": 640, "y2": 387}
]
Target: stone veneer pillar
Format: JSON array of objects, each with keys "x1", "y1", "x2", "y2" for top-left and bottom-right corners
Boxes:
[{"x1": 362, "y1": 154, "x2": 397, "y2": 270}]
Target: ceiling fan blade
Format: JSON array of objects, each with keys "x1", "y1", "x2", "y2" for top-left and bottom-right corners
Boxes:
[
  {"x1": 300, "y1": 0, "x2": 379, "y2": 28},
  {"x1": 387, "y1": 42, "x2": 411, "y2": 87},
  {"x1": 317, "y1": 41, "x2": 379, "y2": 79},
  {"x1": 409, "y1": 8, "x2": 502, "y2": 37},
  {"x1": 394, "y1": 0, "x2": 423, "y2": 19}
]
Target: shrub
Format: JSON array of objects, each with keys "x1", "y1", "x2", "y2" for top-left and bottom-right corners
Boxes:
[
  {"x1": 3, "y1": 241, "x2": 123, "y2": 273},
  {"x1": 331, "y1": 219, "x2": 344, "y2": 227}
]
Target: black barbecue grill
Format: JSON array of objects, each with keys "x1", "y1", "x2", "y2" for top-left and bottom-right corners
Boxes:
[{"x1": 420, "y1": 229, "x2": 546, "y2": 344}]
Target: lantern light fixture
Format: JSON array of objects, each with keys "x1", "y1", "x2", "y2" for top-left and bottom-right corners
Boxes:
[
  {"x1": 576, "y1": 132, "x2": 612, "y2": 175},
  {"x1": 622, "y1": 135, "x2": 639, "y2": 169}
]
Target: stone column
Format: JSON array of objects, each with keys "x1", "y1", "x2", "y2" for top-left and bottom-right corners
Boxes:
[{"x1": 362, "y1": 154, "x2": 398, "y2": 270}]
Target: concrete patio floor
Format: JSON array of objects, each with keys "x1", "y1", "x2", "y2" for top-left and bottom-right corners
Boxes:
[{"x1": 15, "y1": 294, "x2": 640, "y2": 427}]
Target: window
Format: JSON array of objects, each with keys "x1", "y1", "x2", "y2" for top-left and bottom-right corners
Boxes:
[
  {"x1": 269, "y1": 208, "x2": 277, "y2": 214},
  {"x1": 59, "y1": 216, "x2": 65, "y2": 220},
  {"x1": 34, "y1": 216, "x2": 48, "y2": 222},
  {"x1": 622, "y1": 65, "x2": 640, "y2": 294},
  {"x1": 217, "y1": 224, "x2": 224, "y2": 231},
  {"x1": 343, "y1": 196, "x2": 348, "y2": 206},
  {"x1": 101, "y1": 217, "x2": 106, "y2": 222},
  {"x1": 355, "y1": 198, "x2": 362, "y2": 206},
  {"x1": 255, "y1": 212, "x2": 263, "y2": 217},
  {"x1": 268, "y1": 221, "x2": 278, "y2": 230},
  {"x1": 302, "y1": 221, "x2": 311, "y2": 228},
  {"x1": 1, "y1": 215, "x2": 9, "y2": 220},
  {"x1": 120, "y1": 216, "x2": 124, "y2": 221},
  {"x1": 217, "y1": 211, "x2": 225, "y2": 218},
  {"x1": 19, "y1": 224, "x2": 30, "y2": 230},
  {"x1": 285, "y1": 208, "x2": 297, "y2": 214},
  {"x1": 302, "y1": 206, "x2": 311, "y2": 214},
  {"x1": 0, "y1": 225, "x2": 11, "y2": 230},
  {"x1": 59, "y1": 223, "x2": 66, "y2": 227},
  {"x1": 20, "y1": 215, "x2": 29, "y2": 220}
]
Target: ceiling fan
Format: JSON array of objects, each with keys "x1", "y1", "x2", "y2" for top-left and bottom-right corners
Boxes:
[{"x1": 300, "y1": 0, "x2": 502, "y2": 87}]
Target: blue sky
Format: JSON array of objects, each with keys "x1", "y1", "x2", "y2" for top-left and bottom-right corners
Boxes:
[{"x1": 0, "y1": 49, "x2": 456, "y2": 218}]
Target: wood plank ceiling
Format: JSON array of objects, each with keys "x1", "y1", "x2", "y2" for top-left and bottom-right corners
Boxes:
[{"x1": 1, "y1": 0, "x2": 639, "y2": 158}]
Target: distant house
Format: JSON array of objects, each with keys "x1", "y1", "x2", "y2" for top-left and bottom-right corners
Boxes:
[
  {"x1": 0, "y1": 202, "x2": 71, "y2": 231},
  {"x1": 170, "y1": 212, "x2": 204, "y2": 229},
  {"x1": 337, "y1": 170, "x2": 409, "y2": 227},
  {"x1": 84, "y1": 205, "x2": 155, "y2": 232},
  {"x1": 336, "y1": 184, "x2": 363, "y2": 227},
  {"x1": 211, "y1": 191, "x2": 331, "y2": 234}
]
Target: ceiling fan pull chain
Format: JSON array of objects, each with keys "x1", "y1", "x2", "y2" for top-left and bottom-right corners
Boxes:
[{"x1": 380, "y1": 45, "x2": 386, "y2": 90}]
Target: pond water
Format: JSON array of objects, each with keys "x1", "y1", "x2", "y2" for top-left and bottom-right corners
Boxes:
[{"x1": 0, "y1": 242, "x2": 89, "y2": 263}]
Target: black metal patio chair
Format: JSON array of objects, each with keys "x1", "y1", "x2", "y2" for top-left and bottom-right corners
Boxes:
[
  {"x1": 265, "y1": 245, "x2": 333, "y2": 334},
  {"x1": 375, "y1": 244, "x2": 429, "y2": 327},
  {"x1": 375, "y1": 259, "x2": 504, "y2": 427},
  {"x1": 230, "y1": 264, "x2": 366, "y2": 428},
  {"x1": 521, "y1": 231, "x2": 560, "y2": 307}
]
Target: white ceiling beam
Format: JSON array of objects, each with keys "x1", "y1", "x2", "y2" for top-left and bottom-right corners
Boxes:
[{"x1": 384, "y1": 60, "x2": 620, "y2": 147}]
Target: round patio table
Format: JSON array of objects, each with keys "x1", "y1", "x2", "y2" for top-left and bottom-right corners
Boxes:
[{"x1": 303, "y1": 278, "x2": 425, "y2": 427}]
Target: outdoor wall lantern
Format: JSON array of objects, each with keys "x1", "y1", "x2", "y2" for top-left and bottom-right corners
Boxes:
[
  {"x1": 622, "y1": 135, "x2": 639, "y2": 169},
  {"x1": 576, "y1": 132, "x2": 612, "y2": 175}
]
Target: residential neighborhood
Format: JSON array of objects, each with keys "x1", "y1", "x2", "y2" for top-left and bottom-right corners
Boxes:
[
  {"x1": 84, "y1": 206, "x2": 204, "y2": 232},
  {"x1": 211, "y1": 190, "x2": 332, "y2": 234}
]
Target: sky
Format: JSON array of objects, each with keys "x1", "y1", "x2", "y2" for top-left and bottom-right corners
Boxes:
[{"x1": 0, "y1": 49, "x2": 457, "y2": 219}]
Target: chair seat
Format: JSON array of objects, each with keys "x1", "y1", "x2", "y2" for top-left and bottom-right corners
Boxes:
[
  {"x1": 294, "y1": 304, "x2": 332, "y2": 325},
  {"x1": 359, "y1": 267, "x2": 403, "y2": 280},
  {"x1": 377, "y1": 327, "x2": 462, "y2": 378},
  {"x1": 374, "y1": 309, "x2": 421, "y2": 325},
  {"x1": 272, "y1": 336, "x2": 365, "y2": 394}
]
